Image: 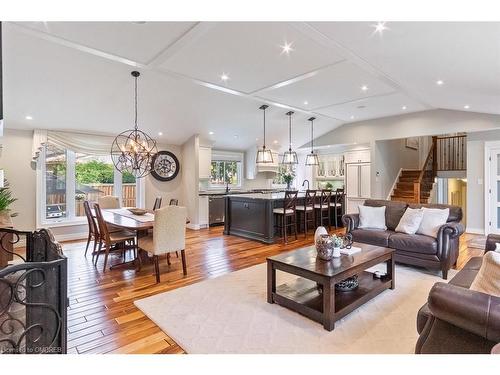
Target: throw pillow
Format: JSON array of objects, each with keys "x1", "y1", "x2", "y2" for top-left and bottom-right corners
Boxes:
[
  {"x1": 358, "y1": 205, "x2": 387, "y2": 230},
  {"x1": 470, "y1": 251, "x2": 500, "y2": 297},
  {"x1": 395, "y1": 207, "x2": 424, "y2": 234},
  {"x1": 416, "y1": 207, "x2": 449, "y2": 238}
]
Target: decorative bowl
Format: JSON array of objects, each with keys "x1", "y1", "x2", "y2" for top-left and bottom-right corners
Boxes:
[
  {"x1": 127, "y1": 208, "x2": 148, "y2": 216},
  {"x1": 335, "y1": 275, "x2": 359, "y2": 292}
]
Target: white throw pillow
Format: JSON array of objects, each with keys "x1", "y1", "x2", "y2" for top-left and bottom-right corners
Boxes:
[
  {"x1": 395, "y1": 207, "x2": 424, "y2": 234},
  {"x1": 358, "y1": 205, "x2": 387, "y2": 230},
  {"x1": 470, "y1": 251, "x2": 500, "y2": 297},
  {"x1": 416, "y1": 207, "x2": 449, "y2": 238}
]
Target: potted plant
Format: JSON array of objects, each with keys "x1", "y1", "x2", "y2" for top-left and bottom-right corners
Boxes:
[{"x1": 0, "y1": 180, "x2": 18, "y2": 226}]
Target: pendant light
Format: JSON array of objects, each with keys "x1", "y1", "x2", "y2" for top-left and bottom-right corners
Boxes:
[
  {"x1": 256, "y1": 105, "x2": 273, "y2": 164},
  {"x1": 282, "y1": 111, "x2": 298, "y2": 164},
  {"x1": 305, "y1": 116, "x2": 319, "y2": 166},
  {"x1": 111, "y1": 71, "x2": 157, "y2": 178}
]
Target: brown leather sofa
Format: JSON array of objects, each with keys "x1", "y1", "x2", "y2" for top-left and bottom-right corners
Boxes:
[
  {"x1": 342, "y1": 199, "x2": 464, "y2": 279},
  {"x1": 415, "y1": 234, "x2": 500, "y2": 353}
]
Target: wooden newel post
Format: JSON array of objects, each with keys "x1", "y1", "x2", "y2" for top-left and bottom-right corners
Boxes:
[
  {"x1": 432, "y1": 136, "x2": 438, "y2": 174},
  {"x1": 413, "y1": 181, "x2": 421, "y2": 204}
]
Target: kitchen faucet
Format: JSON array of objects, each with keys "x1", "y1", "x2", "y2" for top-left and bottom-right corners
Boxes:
[
  {"x1": 225, "y1": 181, "x2": 231, "y2": 194},
  {"x1": 302, "y1": 179, "x2": 310, "y2": 191}
]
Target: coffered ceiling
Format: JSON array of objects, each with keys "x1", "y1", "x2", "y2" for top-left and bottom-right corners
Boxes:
[{"x1": 3, "y1": 21, "x2": 499, "y2": 151}]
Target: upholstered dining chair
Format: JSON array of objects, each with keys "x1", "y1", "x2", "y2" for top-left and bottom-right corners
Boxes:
[
  {"x1": 138, "y1": 205, "x2": 188, "y2": 283},
  {"x1": 93, "y1": 203, "x2": 136, "y2": 272},
  {"x1": 98, "y1": 195, "x2": 121, "y2": 209},
  {"x1": 153, "y1": 197, "x2": 162, "y2": 210}
]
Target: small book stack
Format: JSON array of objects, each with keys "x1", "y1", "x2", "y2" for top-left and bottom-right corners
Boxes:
[{"x1": 340, "y1": 246, "x2": 362, "y2": 256}]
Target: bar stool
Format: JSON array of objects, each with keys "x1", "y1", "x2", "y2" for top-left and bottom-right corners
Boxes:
[
  {"x1": 314, "y1": 189, "x2": 332, "y2": 230},
  {"x1": 273, "y1": 190, "x2": 298, "y2": 243},
  {"x1": 330, "y1": 188, "x2": 344, "y2": 228},
  {"x1": 295, "y1": 189, "x2": 316, "y2": 238}
]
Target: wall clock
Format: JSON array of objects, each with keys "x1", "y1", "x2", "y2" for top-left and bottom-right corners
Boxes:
[{"x1": 151, "y1": 151, "x2": 180, "y2": 181}]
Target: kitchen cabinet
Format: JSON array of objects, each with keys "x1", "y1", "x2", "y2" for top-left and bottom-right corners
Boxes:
[
  {"x1": 199, "y1": 147, "x2": 212, "y2": 179},
  {"x1": 316, "y1": 153, "x2": 345, "y2": 179},
  {"x1": 345, "y1": 162, "x2": 371, "y2": 214},
  {"x1": 199, "y1": 196, "x2": 209, "y2": 228},
  {"x1": 345, "y1": 149, "x2": 370, "y2": 164}
]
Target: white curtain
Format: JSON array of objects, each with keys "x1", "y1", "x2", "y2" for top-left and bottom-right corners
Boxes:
[{"x1": 32, "y1": 129, "x2": 115, "y2": 161}]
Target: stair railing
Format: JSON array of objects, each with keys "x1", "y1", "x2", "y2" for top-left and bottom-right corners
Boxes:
[
  {"x1": 413, "y1": 137, "x2": 437, "y2": 203},
  {"x1": 436, "y1": 134, "x2": 467, "y2": 171}
]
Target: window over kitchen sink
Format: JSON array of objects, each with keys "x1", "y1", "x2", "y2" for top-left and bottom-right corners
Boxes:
[{"x1": 210, "y1": 160, "x2": 242, "y2": 188}]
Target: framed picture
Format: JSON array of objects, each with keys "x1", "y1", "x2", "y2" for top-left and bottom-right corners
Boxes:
[{"x1": 406, "y1": 137, "x2": 419, "y2": 150}]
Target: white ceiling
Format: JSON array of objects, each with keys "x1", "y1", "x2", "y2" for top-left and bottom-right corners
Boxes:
[{"x1": 3, "y1": 21, "x2": 500, "y2": 151}]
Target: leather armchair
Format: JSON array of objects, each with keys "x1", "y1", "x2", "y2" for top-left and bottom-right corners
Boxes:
[{"x1": 436, "y1": 221, "x2": 465, "y2": 277}]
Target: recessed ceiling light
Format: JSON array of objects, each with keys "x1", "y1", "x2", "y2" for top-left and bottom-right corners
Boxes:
[
  {"x1": 373, "y1": 22, "x2": 388, "y2": 33},
  {"x1": 255, "y1": 138, "x2": 259, "y2": 141},
  {"x1": 273, "y1": 140, "x2": 279, "y2": 144},
  {"x1": 158, "y1": 132, "x2": 163, "y2": 136},
  {"x1": 303, "y1": 101, "x2": 308, "y2": 105},
  {"x1": 350, "y1": 115, "x2": 355, "y2": 120},
  {"x1": 25, "y1": 115, "x2": 33, "y2": 120},
  {"x1": 356, "y1": 105, "x2": 366, "y2": 109},
  {"x1": 220, "y1": 73, "x2": 229, "y2": 82},
  {"x1": 234, "y1": 135, "x2": 238, "y2": 139},
  {"x1": 361, "y1": 85, "x2": 369, "y2": 92},
  {"x1": 209, "y1": 131, "x2": 214, "y2": 135},
  {"x1": 464, "y1": 105, "x2": 470, "y2": 109},
  {"x1": 280, "y1": 41, "x2": 294, "y2": 55},
  {"x1": 436, "y1": 80, "x2": 444, "y2": 86},
  {"x1": 402, "y1": 106, "x2": 407, "y2": 110}
]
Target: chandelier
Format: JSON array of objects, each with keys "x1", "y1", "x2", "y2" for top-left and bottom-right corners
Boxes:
[
  {"x1": 111, "y1": 71, "x2": 157, "y2": 178},
  {"x1": 282, "y1": 111, "x2": 298, "y2": 164},
  {"x1": 256, "y1": 104, "x2": 273, "y2": 164},
  {"x1": 305, "y1": 116, "x2": 320, "y2": 166}
]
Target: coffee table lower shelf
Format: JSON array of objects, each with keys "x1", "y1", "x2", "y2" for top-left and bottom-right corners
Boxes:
[{"x1": 271, "y1": 271, "x2": 393, "y2": 331}]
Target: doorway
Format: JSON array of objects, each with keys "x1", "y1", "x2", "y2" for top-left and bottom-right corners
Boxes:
[{"x1": 485, "y1": 145, "x2": 500, "y2": 235}]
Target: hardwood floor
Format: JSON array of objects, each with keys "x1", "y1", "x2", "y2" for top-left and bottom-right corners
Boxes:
[{"x1": 59, "y1": 227, "x2": 482, "y2": 354}]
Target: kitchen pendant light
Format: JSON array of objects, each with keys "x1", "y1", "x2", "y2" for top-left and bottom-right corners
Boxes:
[
  {"x1": 305, "y1": 116, "x2": 319, "y2": 166},
  {"x1": 111, "y1": 71, "x2": 157, "y2": 178},
  {"x1": 256, "y1": 105, "x2": 273, "y2": 164},
  {"x1": 282, "y1": 111, "x2": 298, "y2": 165}
]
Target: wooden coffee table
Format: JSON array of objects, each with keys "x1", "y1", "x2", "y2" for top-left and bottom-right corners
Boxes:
[{"x1": 267, "y1": 243, "x2": 395, "y2": 331}]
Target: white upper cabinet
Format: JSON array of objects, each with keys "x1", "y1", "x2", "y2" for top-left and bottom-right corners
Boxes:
[
  {"x1": 345, "y1": 149, "x2": 371, "y2": 164},
  {"x1": 199, "y1": 146, "x2": 212, "y2": 179}
]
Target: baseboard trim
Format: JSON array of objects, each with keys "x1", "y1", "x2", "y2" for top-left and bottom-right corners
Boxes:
[
  {"x1": 466, "y1": 227, "x2": 485, "y2": 235},
  {"x1": 187, "y1": 223, "x2": 201, "y2": 230}
]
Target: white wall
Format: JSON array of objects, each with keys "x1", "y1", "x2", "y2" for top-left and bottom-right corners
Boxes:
[
  {"x1": 371, "y1": 138, "x2": 423, "y2": 199},
  {"x1": 181, "y1": 135, "x2": 199, "y2": 228},
  {"x1": 0, "y1": 129, "x2": 36, "y2": 230}
]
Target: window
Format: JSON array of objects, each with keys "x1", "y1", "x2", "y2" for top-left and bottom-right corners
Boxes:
[
  {"x1": 38, "y1": 142, "x2": 142, "y2": 225},
  {"x1": 210, "y1": 160, "x2": 242, "y2": 187}
]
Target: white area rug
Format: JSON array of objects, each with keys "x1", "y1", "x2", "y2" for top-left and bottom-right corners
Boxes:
[{"x1": 135, "y1": 263, "x2": 452, "y2": 354}]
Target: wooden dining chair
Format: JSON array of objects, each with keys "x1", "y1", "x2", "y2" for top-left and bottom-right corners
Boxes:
[
  {"x1": 295, "y1": 189, "x2": 316, "y2": 238},
  {"x1": 169, "y1": 198, "x2": 179, "y2": 206},
  {"x1": 98, "y1": 195, "x2": 121, "y2": 209},
  {"x1": 153, "y1": 197, "x2": 162, "y2": 210},
  {"x1": 330, "y1": 188, "x2": 345, "y2": 228},
  {"x1": 138, "y1": 205, "x2": 188, "y2": 283},
  {"x1": 315, "y1": 189, "x2": 332, "y2": 230},
  {"x1": 93, "y1": 203, "x2": 137, "y2": 272},
  {"x1": 273, "y1": 190, "x2": 298, "y2": 243},
  {"x1": 83, "y1": 200, "x2": 100, "y2": 260}
]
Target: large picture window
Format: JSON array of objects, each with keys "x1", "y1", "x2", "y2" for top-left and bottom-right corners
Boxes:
[
  {"x1": 38, "y1": 142, "x2": 142, "y2": 225},
  {"x1": 210, "y1": 160, "x2": 242, "y2": 187}
]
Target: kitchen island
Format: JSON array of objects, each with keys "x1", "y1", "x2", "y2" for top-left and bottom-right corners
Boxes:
[{"x1": 223, "y1": 192, "x2": 306, "y2": 244}]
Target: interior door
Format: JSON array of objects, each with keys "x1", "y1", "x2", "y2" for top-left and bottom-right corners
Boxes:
[
  {"x1": 360, "y1": 164, "x2": 371, "y2": 198},
  {"x1": 488, "y1": 148, "x2": 500, "y2": 234},
  {"x1": 346, "y1": 164, "x2": 359, "y2": 197}
]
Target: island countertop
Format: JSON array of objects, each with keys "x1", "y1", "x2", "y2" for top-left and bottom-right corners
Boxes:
[{"x1": 225, "y1": 192, "x2": 307, "y2": 200}]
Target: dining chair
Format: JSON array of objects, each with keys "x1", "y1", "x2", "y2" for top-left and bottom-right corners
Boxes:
[
  {"x1": 98, "y1": 195, "x2": 121, "y2": 209},
  {"x1": 138, "y1": 205, "x2": 188, "y2": 283},
  {"x1": 93, "y1": 203, "x2": 137, "y2": 272},
  {"x1": 315, "y1": 189, "x2": 332, "y2": 230},
  {"x1": 153, "y1": 197, "x2": 162, "y2": 210},
  {"x1": 295, "y1": 189, "x2": 316, "y2": 238},
  {"x1": 330, "y1": 188, "x2": 345, "y2": 228},
  {"x1": 169, "y1": 198, "x2": 179, "y2": 206},
  {"x1": 83, "y1": 200, "x2": 99, "y2": 260},
  {"x1": 273, "y1": 190, "x2": 298, "y2": 243}
]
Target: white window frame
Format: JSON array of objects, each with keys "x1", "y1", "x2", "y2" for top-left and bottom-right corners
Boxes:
[
  {"x1": 209, "y1": 150, "x2": 244, "y2": 189},
  {"x1": 36, "y1": 144, "x2": 145, "y2": 228}
]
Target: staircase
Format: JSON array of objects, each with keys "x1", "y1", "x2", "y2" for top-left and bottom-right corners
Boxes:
[{"x1": 391, "y1": 169, "x2": 434, "y2": 203}]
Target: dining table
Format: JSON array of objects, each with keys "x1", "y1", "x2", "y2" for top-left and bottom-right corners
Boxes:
[{"x1": 98, "y1": 208, "x2": 189, "y2": 270}]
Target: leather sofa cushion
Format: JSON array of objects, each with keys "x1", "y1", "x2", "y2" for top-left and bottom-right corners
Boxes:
[
  {"x1": 409, "y1": 203, "x2": 462, "y2": 223},
  {"x1": 388, "y1": 232, "x2": 437, "y2": 254},
  {"x1": 364, "y1": 199, "x2": 408, "y2": 231},
  {"x1": 351, "y1": 229, "x2": 394, "y2": 247}
]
